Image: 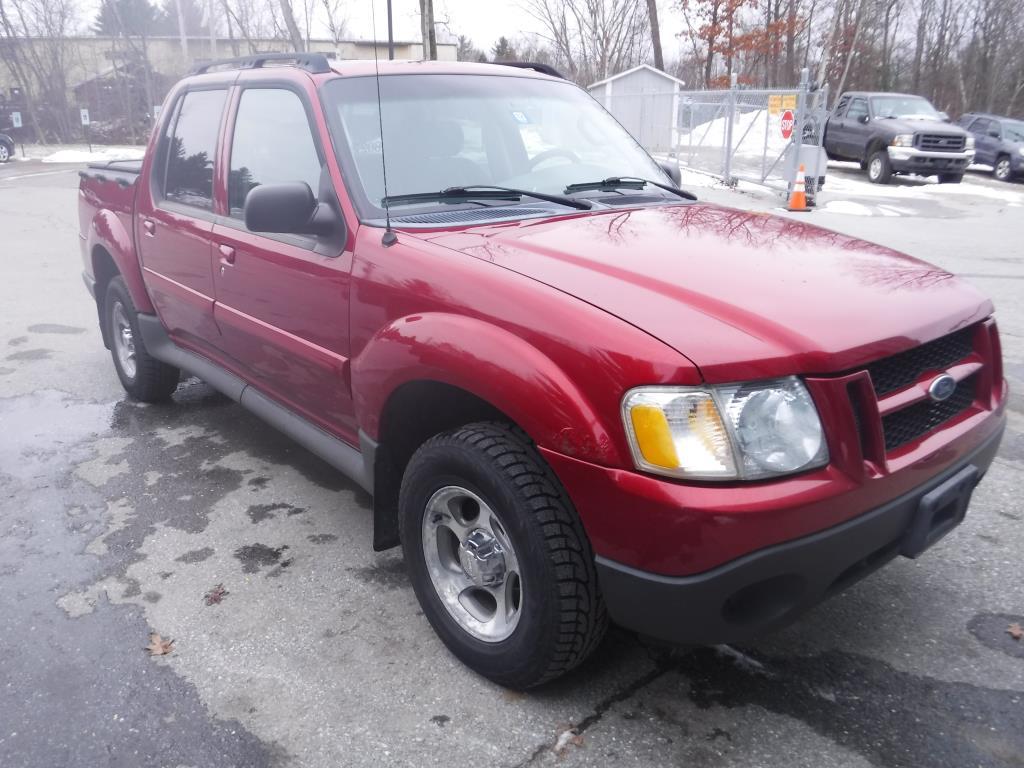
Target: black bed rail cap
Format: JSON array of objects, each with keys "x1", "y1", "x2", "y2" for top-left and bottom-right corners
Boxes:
[
  {"x1": 492, "y1": 61, "x2": 566, "y2": 79},
  {"x1": 190, "y1": 51, "x2": 334, "y2": 76}
]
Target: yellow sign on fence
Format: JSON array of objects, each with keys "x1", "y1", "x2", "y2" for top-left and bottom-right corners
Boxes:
[
  {"x1": 782, "y1": 94, "x2": 797, "y2": 109},
  {"x1": 768, "y1": 95, "x2": 782, "y2": 115}
]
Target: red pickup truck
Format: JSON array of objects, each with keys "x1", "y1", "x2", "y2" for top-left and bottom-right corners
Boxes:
[{"x1": 79, "y1": 54, "x2": 1006, "y2": 689}]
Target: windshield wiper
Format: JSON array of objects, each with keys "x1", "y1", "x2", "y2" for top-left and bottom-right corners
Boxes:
[
  {"x1": 563, "y1": 177, "x2": 696, "y2": 201},
  {"x1": 382, "y1": 185, "x2": 592, "y2": 210}
]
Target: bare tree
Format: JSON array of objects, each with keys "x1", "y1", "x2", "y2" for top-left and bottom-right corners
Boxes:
[{"x1": 277, "y1": 0, "x2": 305, "y2": 51}]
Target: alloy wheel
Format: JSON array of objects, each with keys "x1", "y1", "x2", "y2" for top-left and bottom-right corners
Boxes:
[{"x1": 421, "y1": 485, "x2": 523, "y2": 642}]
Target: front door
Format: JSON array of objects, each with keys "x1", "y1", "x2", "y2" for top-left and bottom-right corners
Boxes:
[
  {"x1": 137, "y1": 88, "x2": 228, "y2": 350},
  {"x1": 210, "y1": 84, "x2": 357, "y2": 440},
  {"x1": 968, "y1": 118, "x2": 998, "y2": 166}
]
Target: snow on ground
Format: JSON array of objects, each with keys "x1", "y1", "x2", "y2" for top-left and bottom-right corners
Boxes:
[
  {"x1": 11, "y1": 144, "x2": 146, "y2": 163},
  {"x1": 820, "y1": 200, "x2": 874, "y2": 216},
  {"x1": 42, "y1": 145, "x2": 145, "y2": 164},
  {"x1": 823, "y1": 163, "x2": 1024, "y2": 206}
]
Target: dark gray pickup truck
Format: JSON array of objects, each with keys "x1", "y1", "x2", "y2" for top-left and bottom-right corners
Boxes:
[{"x1": 824, "y1": 92, "x2": 974, "y2": 184}]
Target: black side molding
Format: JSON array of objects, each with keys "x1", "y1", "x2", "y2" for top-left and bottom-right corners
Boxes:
[{"x1": 137, "y1": 313, "x2": 373, "y2": 493}]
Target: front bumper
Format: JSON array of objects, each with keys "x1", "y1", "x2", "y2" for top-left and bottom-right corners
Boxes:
[
  {"x1": 593, "y1": 422, "x2": 1003, "y2": 645},
  {"x1": 887, "y1": 145, "x2": 974, "y2": 173}
]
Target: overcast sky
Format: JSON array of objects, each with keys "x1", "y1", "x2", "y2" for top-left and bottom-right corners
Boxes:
[{"x1": 345, "y1": 0, "x2": 689, "y2": 61}]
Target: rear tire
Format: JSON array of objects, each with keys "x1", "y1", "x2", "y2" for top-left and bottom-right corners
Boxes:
[
  {"x1": 399, "y1": 422, "x2": 607, "y2": 689},
  {"x1": 994, "y1": 155, "x2": 1012, "y2": 182},
  {"x1": 0, "y1": 143, "x2": 10, "y2": 163},
  {"x1": 867, "y1": 150, "x2": 892, "y2": 184},
  {"x1": 104, "y1": 276, "x2": 180, "y2": 401},
  {"x1": 938, "y1": 173, "x2": 963, "y2": 184}
]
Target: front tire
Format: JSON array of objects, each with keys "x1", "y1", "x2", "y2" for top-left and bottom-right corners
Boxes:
[
  {"x1": 399, "y1": 422, "x2": 607, "y2": 689},
  {"x1": 105, "y1": 276, "x2": 180, "y2": 401},
  {"x1": 867, "y1": 150, "x2": 892, "y2": 184},
  {"x1": 994, "y1": 155, "x2": 1012, "y2": 182}
]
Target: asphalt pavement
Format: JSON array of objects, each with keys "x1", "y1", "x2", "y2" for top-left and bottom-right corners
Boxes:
[{"x1": 1, "y1": 159, "x2": 1022, "y2": 768}]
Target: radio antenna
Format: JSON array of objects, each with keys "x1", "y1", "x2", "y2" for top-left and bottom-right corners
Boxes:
[{"x1": 371, "y1": 1, "x2": 397, "y2": 246}]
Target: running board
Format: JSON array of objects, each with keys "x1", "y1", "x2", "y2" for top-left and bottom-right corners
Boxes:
[{"x1": 137, "y1": 313, "x2": 373, "y2": 493}]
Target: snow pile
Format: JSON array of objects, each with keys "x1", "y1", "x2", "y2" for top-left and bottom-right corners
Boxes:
[{"x1": 680, "y1": 108, "x2": 791, "y2": 158}]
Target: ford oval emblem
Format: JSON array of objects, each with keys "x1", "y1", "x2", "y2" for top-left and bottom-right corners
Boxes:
[{"x1": 928, "y1": 374, "x2": 957, "y2": 402}]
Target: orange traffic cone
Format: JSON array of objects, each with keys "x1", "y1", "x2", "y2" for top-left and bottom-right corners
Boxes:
[{"x1": 787, "y1": 164, "x2": 810, "y2": 212}]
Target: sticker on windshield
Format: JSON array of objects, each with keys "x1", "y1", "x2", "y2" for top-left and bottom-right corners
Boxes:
[{"x1": 512, "y1": 111, "x2": 530, "y2": 124}]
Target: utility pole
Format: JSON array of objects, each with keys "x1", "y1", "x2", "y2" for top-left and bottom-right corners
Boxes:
[
  {"x1": 174, "y1": 0, "x2": 189, "y2": 64},
  {"x1": 387, "y1": 0, "x2": 394, "y2": 60},
  {"x1": 418, "y1": 0, "x2": 436, "y2": 60},
  {"x1": 208, "y1": 0, "x2": 217, "y2": 57}
]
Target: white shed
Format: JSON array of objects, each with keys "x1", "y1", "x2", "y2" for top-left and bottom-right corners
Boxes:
[{"x1": 587, "y1": 65, "x2": 686, "y2": 153}]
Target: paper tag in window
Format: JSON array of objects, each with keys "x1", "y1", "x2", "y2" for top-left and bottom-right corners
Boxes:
[{"x1": 512, "y1": 111, "x2": 529, "y2": 124}]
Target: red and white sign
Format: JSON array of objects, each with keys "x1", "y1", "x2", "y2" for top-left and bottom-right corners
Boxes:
[{"x1": 780, "y1": 109, "x2": 795, "y2": 140}]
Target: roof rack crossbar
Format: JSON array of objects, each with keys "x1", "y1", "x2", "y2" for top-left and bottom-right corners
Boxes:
[
  {"x1": 492, "y1": 61, "x2": 566, "y2": 80},
  {"x1": 190, "y1": 52, "x2": 333, "y2": 76}
]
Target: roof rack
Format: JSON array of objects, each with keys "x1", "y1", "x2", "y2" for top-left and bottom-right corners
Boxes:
[
  {"x1": 190, "y1": 52, "x2": 334, "y2": 76},
  {"x1": 492, "y1": 61, "x2": 566, "y2": 80}
]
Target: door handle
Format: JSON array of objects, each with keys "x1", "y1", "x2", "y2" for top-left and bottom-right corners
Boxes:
[
  {"x1": 142, "y1": 219, "x2": 156, "y2": 236},
  {"x1": 218, "y1": 244, "x2": 236, "y2": 265}
]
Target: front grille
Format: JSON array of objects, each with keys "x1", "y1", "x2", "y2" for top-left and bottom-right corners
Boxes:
[
  {"x1": 916, "y1": 134, "x2": 966, "y2": 152},
  {"x1": 866, "y1": 327, "x2": 974, "y2": 396},
  {"x1": 881, "y1": 374, "x2": 977, "y2": 450}
]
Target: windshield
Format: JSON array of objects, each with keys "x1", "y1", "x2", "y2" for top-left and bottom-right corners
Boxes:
[
  {"x1": 322, "y1": 74, "x2": 667, "y2": 218},
  {"x1": 870, "y1": 96, "x2": 941, "y2": 120}
]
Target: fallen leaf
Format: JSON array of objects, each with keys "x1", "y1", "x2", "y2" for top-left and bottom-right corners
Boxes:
[
  {"x1": 1008, "y1": 623, "x2": 1023, "y2": 641},
  {"x1": 204, "y1": 584, "x2": 229, "y2": 606},
  {"x1": 145, "y1": 633, "x2": 174, "y2": 656},
  {"x1": 553, "y1": 728, "x2": 584, "y2": 755}
]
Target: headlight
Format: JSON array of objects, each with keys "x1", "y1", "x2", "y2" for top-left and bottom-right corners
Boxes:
[
  {"x1": 965, "y1": 136, "x2": 975, "y2": 150},
  {"x1": 1018, "y1": 147, "x2": 1024, "y2": 157},
  {"x1": 891, "y1": 134, "x2": 914, "y2": 147},
  {"x1": 622, "y1": 377, "x2": 828, "y2": 481}
]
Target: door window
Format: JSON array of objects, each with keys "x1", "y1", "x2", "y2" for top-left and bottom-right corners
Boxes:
[
  {"x1": 969, "y1": 117, "x2": 992, "y2": 135},
  {"x1": 846, "y1": 99, "x2": 868, "y2": 122},
  {"x1": 164, "y1": 89, "x2": 227, "y2": 210},
  {"x1": 228, "y1": 88, "x2": 323, "y2": 218}
]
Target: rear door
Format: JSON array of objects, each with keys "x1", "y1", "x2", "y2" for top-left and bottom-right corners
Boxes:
[
  {"x1": 137, "y1": 87, "x2": 228, "y2": 349},
  {"x1": 841, "y1": 97, "x2": 870, "y2": 159},
  {"x1": 210, "y1": 80, "x2": 357, "y2": 440}
]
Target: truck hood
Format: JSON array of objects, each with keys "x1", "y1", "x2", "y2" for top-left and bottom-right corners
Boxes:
[
  {"x1": 873, "y1": 117, "x2": 968, "y2": 137},
  {"x1": 423, "y1": 204, "x2": 992, "y2": 382}
]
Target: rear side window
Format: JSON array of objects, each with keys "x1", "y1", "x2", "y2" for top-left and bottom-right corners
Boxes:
[
  {"x1": 228, "y1": 88, "x2": 322, "y2": 217},
  {"x1": 164, "y1": 89, "x2": 227, "y2": 210}
]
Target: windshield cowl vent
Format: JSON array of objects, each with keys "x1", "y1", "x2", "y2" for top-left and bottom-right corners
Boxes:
[{"x1": 391, "y1": 206, "x2": 563, "y2": 225}]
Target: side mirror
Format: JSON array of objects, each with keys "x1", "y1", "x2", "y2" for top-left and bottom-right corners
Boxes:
[
  {"x1": 857, "y1": 114, "x2": 870, "y2": 124},
  {"x1": 244, "y1": 182, "x2": 335, "y2": 236},
  {"x1": 658, "y1": 159, "x2": 682, "y2": 186},
  {"x1": 937, "y1": 111, "x2": 950, "y2": 122},
  {"x1": 989, "y1": 130, "x2": 1001, "y2": 139}
]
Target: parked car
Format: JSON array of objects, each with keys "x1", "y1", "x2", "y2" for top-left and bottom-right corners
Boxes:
[
  {"x1": 78, "y1": 55, "x2": 1006, "y2": 689},
  {"x1": 823, "y1": 92, "x2": 975, "y2": 183},
  {"x1": 958, "y1": 112, "x2": 1024, "y2": 182},
  {"x1": 0, "y1": 132, "x2": 14, "y2": 163}
]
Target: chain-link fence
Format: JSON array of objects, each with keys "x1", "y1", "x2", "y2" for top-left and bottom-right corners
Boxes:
[{"x1": 603, "y1": 69, "x2": 831, "y2": 200}]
